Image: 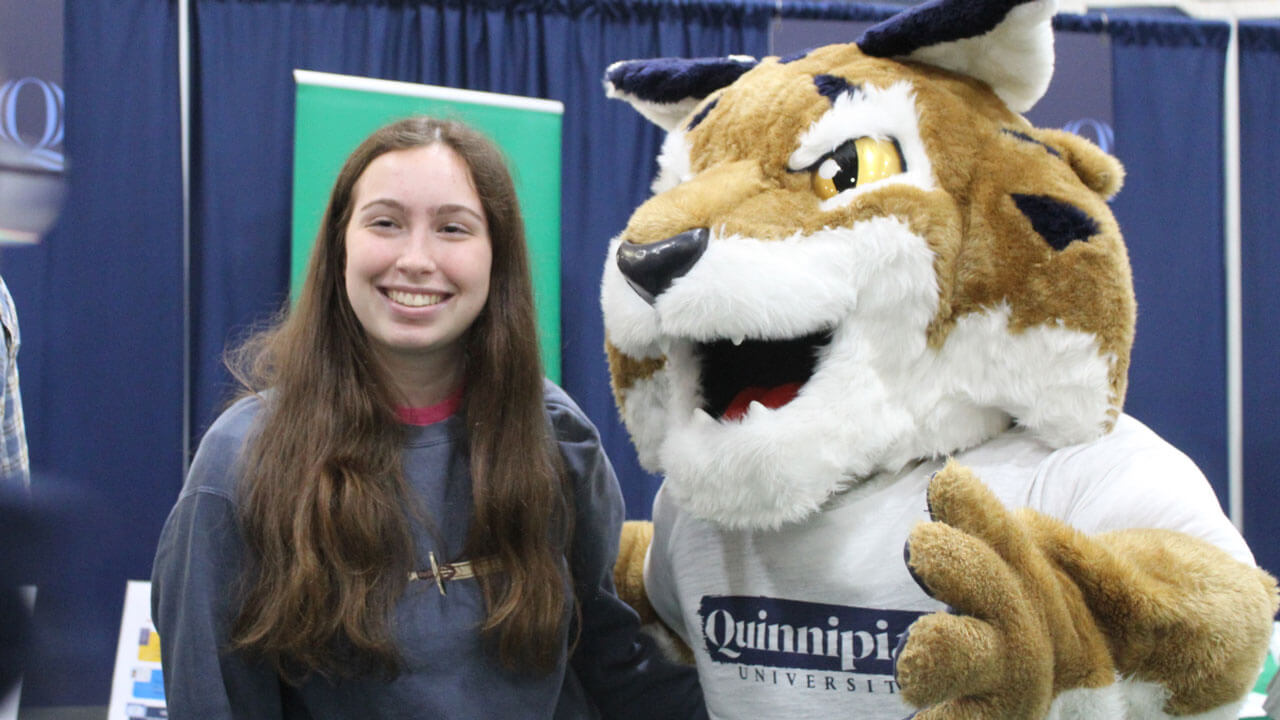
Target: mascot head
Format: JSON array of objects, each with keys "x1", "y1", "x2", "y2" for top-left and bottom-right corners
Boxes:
[{"x1": 601, "y1": 0, "x2": 1133, "y2": 530}]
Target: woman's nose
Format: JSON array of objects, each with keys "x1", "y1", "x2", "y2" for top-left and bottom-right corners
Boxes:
[{"x1": 395, "y1": 231, "x2": 439, "y2": 274}]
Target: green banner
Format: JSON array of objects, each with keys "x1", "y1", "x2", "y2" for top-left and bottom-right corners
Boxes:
[{"x1": 292, "y1": 70, "x2": 563, "y2": 380}]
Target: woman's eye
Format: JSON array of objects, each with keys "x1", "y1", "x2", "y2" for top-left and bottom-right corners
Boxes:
[{"x1": 811, "y1": 137, "x2": 905, "y2": 200}]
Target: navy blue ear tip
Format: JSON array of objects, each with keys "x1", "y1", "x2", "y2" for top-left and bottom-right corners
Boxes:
[
  {"x1": 858, "y1": 0, "x2": 1042, "y2": 59},
  {"x1": 607, "y1": 56, "x2": 760, "y2": 105},
  {"x1": 605, "y1": 62, "x2": 646, "y2": 89}
]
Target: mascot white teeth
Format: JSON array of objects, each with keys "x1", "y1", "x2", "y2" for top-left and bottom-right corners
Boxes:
[{"x1": 600, "y1": 0, "x2": 1280, "y2": 718}]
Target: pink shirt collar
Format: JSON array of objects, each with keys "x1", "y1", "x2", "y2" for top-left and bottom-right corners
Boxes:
[{"x1": 396, "y1": 386, "x2": 464, "y2": 426}]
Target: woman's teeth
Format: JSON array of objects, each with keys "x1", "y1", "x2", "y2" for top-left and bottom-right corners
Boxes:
[{"x1": 387, "y1": 289, "x2": 444, "y2": 307}]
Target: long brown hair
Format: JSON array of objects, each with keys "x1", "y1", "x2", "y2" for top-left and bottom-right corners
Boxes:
[{"x1": 227, "y1": 116, "x2": 572, "y2": 682}]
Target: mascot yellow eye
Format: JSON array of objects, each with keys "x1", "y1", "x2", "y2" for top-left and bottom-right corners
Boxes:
[{"x1": 811, "y1": 137, "x2": 905, "y2": 200}]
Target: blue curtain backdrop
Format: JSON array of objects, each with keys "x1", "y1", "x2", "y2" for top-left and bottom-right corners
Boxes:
[
  {"x1": 1239, "y1": 20, "x2": 1280, "y2": 577},
  {"x1": 0, "y1": 1, "x2": 184, "y2": 706},
  {"x1": 0, "y1": 0, "x2": 1275, "y2": 709},
  {"x1": 1108, "y1": 16, "x2": 1231, "y2": 509}
]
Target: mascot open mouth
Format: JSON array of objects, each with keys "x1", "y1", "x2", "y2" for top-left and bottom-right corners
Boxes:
[{"x1": 696, "y1": 330, "x2": 833, "y2": 421}]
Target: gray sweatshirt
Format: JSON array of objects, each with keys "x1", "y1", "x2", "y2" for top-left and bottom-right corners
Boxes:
[{"x1": 151, "y1": 381, "x2": 704, "y2": 720}]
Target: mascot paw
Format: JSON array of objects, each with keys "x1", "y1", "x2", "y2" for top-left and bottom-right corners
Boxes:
[
  {"x1": 615, "y1": 520, "x2": 657, "y2": 623},
  {"x1": 614, "y1": 520, "x2": 697, "y2": 665},
  {"x1": 894, "y1": 461, "x2": 1114, "y2": 719}
]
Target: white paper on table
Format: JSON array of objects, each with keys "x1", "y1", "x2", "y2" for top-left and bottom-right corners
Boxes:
[{"x1": 106, "y1": 580, "x2": 167, "y2": 719}]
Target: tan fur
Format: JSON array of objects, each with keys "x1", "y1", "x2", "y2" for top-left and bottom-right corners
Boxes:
[
  {"x1": 1037, "y1": 128, "x2": 1126, "y2": 199},
  {"x1": 899, "y1": 462, "x2": 1115, "y2": 717},
  {"x1": 615, "y1": 520, "x2": 657, "y2": 624},
  {"x1": 1036, "y1": 522, "x2": 1279, "y2": 714},
  {"x1": 898, "y1": 462, "x2": 1279, "y2": 717},
  {"x1": 608, "y1": 41, "x2": 1136, "y2": 427},
  {"x1": 605, "y1": 25, "x2": 1275, "y2": 719},
  {"x1": 605, "y1": 343, "x2": 665, "y2": 416}
]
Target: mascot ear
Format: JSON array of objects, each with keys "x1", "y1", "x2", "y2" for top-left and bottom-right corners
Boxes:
[
  {"x1": 858, "y1": 0, "x2": 1058, "y2": 113},
  {"x1": 604, "y1": 56, "x2": 759, "y2": 130}
]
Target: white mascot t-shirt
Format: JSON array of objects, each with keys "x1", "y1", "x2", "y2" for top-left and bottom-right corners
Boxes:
[{"x1": 644, "y1": 415, "x2": 1251, "y2": 720}]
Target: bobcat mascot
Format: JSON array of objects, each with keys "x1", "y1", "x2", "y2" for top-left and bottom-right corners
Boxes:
[{"x1": 599, "y1": 0, "x2": 1279, "y2": 717}]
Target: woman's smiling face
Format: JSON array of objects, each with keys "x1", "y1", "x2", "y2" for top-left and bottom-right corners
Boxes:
[{"x1": 343, "y1": 143, "x2": 492, "y2": 376}]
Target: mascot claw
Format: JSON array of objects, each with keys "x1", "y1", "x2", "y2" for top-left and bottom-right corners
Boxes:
[
  {"x1": 896, "y1": 462, "x2": 1113, "y2": 718},
  {"x1": 897, "y1": 462, "x2": 1278, "y2": 719}
]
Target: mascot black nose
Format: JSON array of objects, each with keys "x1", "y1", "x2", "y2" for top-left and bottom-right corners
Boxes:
[{"x1": 616, "y1": 228, "x2": 709, "y2": 305}]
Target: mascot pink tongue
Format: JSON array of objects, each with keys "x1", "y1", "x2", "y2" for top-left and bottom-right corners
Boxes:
[{"x1": 722, "y1": 382, "x2": 802, "y2": 421}]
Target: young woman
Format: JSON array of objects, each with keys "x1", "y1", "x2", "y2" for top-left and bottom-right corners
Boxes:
[{"x1": 151, "y1": 116, "x2": 705, "y2": 719}]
